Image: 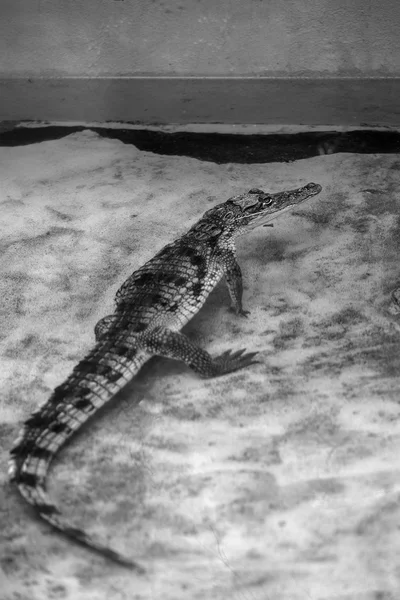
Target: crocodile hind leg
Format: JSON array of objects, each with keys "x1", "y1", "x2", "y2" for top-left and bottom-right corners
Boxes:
[{"x1": 138, "y1": 326, "x2": 258, "y2": 377}]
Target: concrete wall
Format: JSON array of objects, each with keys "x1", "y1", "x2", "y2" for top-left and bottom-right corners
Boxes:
[{"x1": 1, "y1": 0, "x2": 400, "y2": 77}]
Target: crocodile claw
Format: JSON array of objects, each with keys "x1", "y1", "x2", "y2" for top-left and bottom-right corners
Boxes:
[{"x1": 212, "y1": 348, "x2": 260, "y2": 375}]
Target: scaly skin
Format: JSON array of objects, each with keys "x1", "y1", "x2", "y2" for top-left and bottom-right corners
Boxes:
[{"x1": 8, "y1": 182, "x2": 322, "y2": 570}]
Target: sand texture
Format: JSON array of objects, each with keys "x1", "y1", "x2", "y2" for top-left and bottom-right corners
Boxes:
[{"x1": 1, "y1": 129, "x2": 400, "y2": 599}]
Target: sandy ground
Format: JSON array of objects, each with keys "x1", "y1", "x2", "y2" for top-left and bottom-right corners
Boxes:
[{"x1": 1, "y1": 128, "x2": 400, "y2": 599}]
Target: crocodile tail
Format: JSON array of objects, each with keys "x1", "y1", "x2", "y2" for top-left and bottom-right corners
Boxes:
[
  {"x1": 8, "y1": 337, "x2": 148, "y2": 571},
  {"x1": 15, "y1": 476, "x2": 144, "y2": 571}
]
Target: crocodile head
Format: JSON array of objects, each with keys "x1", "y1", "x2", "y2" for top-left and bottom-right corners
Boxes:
[
  {"x1": 227, "y1": 182, "x2": 322, "y2": 233},
  {"x1": 188, "y1": 182, "x2": 322, "y2": 241},
  {"x1": 190, "y1": 182, "x2": 322, "y2": 241}
]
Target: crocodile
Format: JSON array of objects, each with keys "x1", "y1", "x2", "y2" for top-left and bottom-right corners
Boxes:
[{"x1": 8, "y1": 181, "x2": 322, "y2": 571}]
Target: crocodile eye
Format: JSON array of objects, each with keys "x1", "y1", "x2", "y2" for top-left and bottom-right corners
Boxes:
[{"x1": 224, "y1": 211, "x2": 234, "y2": 220}]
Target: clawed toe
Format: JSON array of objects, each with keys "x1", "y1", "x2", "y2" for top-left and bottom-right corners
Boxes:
[
  {"x1": 212, "y1": 347, "x2": 260, "y2": 375},
  {"x1": 229, "y1": 307, "x2": 250, "y2": 318}
]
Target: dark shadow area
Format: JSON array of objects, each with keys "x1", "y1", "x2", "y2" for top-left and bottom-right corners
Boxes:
[{"x1": 1, "y1": 125, "x2": 400, "y2": 163}]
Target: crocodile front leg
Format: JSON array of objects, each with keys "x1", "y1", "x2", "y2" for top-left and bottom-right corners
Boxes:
[
  {"x1": 94, "y1": 315, "x2": 119, "y2": 341},
  {"x1": 137, "y1": 326, "x2": 258, "y2": 377},
  {"x1": 219, "y1": 249, "x2": 249, "y2": 317}
]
